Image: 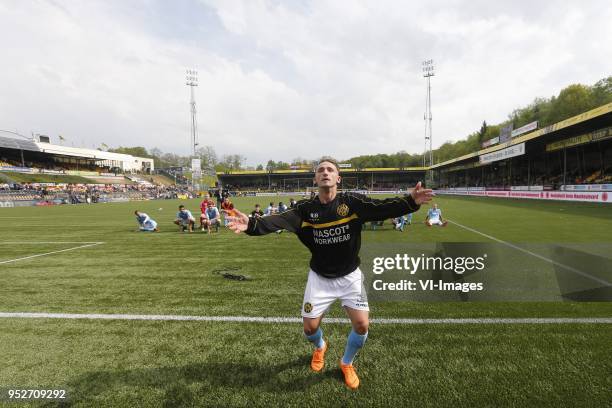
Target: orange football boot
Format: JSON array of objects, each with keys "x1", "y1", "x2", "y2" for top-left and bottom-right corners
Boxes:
[
  {"x1": 310, "y1": 342, "x2": 327, "y2": 372},
  {"x1": 339, "y1": 361, "x2": 360, "y2": 390}
]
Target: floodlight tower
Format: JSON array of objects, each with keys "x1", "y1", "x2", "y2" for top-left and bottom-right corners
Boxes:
[
  {"x1": 185, "y1": 69, "x2": 199, "y2": 156},
  {"x1": 186, "y1": 69, "x2": 200, "y2": 191},
  {"x1": 422, "y1": 59, "x2": 434, "y2": 168}
]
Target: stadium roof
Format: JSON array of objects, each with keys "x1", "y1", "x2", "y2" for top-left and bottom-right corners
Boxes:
[
  {"x1": 36, "y1": 142, "x2": 101, "y2": 159},
  {"x1": 35, "y1": 142, "x2": 153, "y2": 163},
  {"x1": 0, "y1": 136, "x2": 154, "y2": 171},
  {"x1": 430, "y1": 102, "x2": 612, "y2": 169},
  {"x1": 0, "y1": 135, "x2": 40, "y2": 152}
]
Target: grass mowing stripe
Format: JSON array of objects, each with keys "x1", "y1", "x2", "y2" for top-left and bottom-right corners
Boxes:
[
  {"x1": 0, "y1": 242, "x2": 104, "y2": 265},
  {"x1": 447, "y1": 218, "x2": 611, "y2": 286},
  {"x1": 1, "y1": 312, "x2": 610, "y2": 324}
]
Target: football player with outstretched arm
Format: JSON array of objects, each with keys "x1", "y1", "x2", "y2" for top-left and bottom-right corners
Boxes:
[{"x1": 227, "y1": 157, "x2": 433, "y2": 389}]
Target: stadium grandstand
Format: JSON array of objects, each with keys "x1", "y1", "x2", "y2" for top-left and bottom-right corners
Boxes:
[
  {"x1": 432, "y1": 102, "x2": 612, "y2": 203},
  {"x1": 217, "y1": 102, "x2": 612, "y2": 203},
  {"x1": 0, "y1": 135, "x2": 192, "y2": 207},
  {"x1": 217, "y1": 166, "x2": 427, "y2": 194},
  {"x1": 0, "y1": 135, "x2": 154, "y2": 175}
]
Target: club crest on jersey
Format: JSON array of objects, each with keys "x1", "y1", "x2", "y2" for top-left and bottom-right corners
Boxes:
[
  {"x1": 303, "y1": 302, "x2": 313, "y2": 313},
  {"x1": 310, "y1": 213, "x2": 319, "y2": 220},
  {"x1": 337, "y1": 203, "x2": 349, "y2": 217}
]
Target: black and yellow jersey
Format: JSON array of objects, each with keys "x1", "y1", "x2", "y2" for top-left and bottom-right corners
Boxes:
[{"x1": 246, "y1": 192, "x2": 421, "y2": 278}]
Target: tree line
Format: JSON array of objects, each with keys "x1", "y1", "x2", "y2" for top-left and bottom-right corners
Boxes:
[{"x1": 107, "y1": 145, "x2": 245, "y2": 173}]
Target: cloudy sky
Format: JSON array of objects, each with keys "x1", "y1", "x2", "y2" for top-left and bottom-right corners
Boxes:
[{"x1": 0, "y1": 0, "x2": 610, "y2": 166}]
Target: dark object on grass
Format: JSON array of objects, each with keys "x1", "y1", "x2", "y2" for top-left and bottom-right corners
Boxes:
[{"x1": 212, "y1": 267, "x2": 252, "y2": 281}]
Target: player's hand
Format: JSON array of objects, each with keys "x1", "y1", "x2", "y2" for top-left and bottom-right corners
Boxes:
[
  {"x1": 411, "y1": 181, "x2": 434, "y2": 205},
  {"x1": 226, "y1": 209, "x2": 249, "y2": 234}
]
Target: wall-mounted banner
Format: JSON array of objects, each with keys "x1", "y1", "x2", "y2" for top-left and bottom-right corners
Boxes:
[
  {"x1": 510, "y1": 185, "x2": 544, "y2": 191},
  {"x1": 0, "y1": 200, "x2": 38, "y2": 207},
  {"x1": 191, "y1": 158, "x2": 202, "y2": 179},
  {"x1": 436, "y1": 189, "x2": 611, "y2": 203},
  {"x1": 561, "y1": 184, "x2": 612, "y2": 192},
  {"x1": 592, "y1": 126, "x2": 612, "y2": 142},
  {"x1": 546, "y1": 133, "x2": 592, "y2": 152},
  {"x1": 498, "y1": 124, "x2": 514, "y2": 143},
  {"x1": 0, "y1": 166, "x2": 34, "y2": 173},
  {"x1": 511, "y1": 121, "x2": 538, "y2": 137},
  {"x1": 481, "y1": 136, "x2": 499, "y2": 148},
  {"x1": 546, "y1": 126, "x2": 611, "y2": 152},
  {"x1": 479, "y1": 143, "x2": 525, "y2": 164}
]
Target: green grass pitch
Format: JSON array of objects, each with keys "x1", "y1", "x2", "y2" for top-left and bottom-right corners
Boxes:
[{"x1": 0, "y1": 195, "x2": 610, "y2": 407}]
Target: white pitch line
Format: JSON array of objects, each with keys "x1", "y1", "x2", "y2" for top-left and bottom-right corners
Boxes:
[
  {"x1": 0, "y1": 225, "x2": 112, "y2": 227},
  {"x1": 447, "y1": 219, "x2": 611, "y2": 287},
  {"x1": 0, "y1": 242, "x2": 103, "y2": 244},
  {"x1": 0, "y1": 312, "x2": 610, "y2": 324},
  {"x1": 0, "y1": 242, "x2": 104, "y2": 265},
  {"x1": 0, "y1": 216, "x2": 104, "y2": 219}
]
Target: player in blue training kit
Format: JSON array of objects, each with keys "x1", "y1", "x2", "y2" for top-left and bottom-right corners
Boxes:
[
  {"x1": 174, "y1": 205, "x2": 196, "y2": 232},
  {"x1": 425, "y1": 203, "x2": 448, "y2": 227},
  {"x1": 392, "y1": 213, "x2": 412, "y2": 231},
  {"x1": 202, "y1": 203, "x2": 221, "y2": 234},
  {"x1": 227, "y1": 157, "x2": 433, "y2": 389},
  {"x1": 134, "y1": 211, "x2": 158, "y2": 232}
]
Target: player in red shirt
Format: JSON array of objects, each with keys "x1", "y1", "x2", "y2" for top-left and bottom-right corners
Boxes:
[{"x1": 220, "y1": 197, "x2": 237, "y2": 226}]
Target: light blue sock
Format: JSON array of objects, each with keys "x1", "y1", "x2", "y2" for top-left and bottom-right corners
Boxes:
[
  {"x1": 342, "y1": 329, "x2": 368, "y2": 365},
  {"x1": 305, "y1": 328, "x2": 325, "y2": 349}
]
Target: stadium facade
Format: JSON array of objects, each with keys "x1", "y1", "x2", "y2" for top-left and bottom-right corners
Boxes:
[{"x1": 0, "y1": 137, "x2": 154, "y2": 174}]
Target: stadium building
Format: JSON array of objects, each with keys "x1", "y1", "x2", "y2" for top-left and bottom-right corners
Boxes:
[
  {"x1": 0, "y1": 136, "x2": 154, "y2": 175},
  {"x1": 432, "y1": 103, "x2": 612, "y2": 203},
  {"x1": 0, "y1": 136, "x2": 163, "y2": 206},
  {"x1": 216, "y1": 103, "x2": 611, "y2": 203},
  {"x1": 217, "y1": 166, "x2": 427, "y2": 194}
]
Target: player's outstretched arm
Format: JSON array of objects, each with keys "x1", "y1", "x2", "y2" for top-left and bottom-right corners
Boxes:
[
  {"x1": 410, "y1": 181, "x2": 434, "y2": 205},
  {"x1": 228, "y1": 208, "x2": 302, "y2": 236},
  {"x1": 350, "y1": 181, "x2": 434, "y2": 222},
  {"x1": 226, "y1": 209, "x2": 249, "y2": 234}
]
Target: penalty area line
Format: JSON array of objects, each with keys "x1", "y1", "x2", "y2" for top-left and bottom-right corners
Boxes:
[
  {"x1": 0, "y1": 242, "x2": 105, "y2": 265},
  {"x1": 446, "y1": 219, "x2": 611, "y2": 287},
  {"x1": 0, "y1": 312, "x2": 610, "y2": 324}
]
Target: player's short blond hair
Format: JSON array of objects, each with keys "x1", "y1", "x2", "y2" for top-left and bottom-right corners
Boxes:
[{"x1": 316, "y1": 156, "x2": 340, "y2": 173}]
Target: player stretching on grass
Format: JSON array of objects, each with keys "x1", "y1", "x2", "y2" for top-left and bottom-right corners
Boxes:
[
  {"x1": 134, "y1": 210, "x2": 159, "y2": 232},
  {"x1": 227, "y1": 157, "x2": 433, "y2": 389},
  {"x1": 425, "y1": 203, "x2": 448, "y2": 227}
]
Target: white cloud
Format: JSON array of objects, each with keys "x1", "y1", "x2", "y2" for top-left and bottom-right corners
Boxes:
[{"x1": 0, "y1": 0, "x2": 610, "y2": 166}]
